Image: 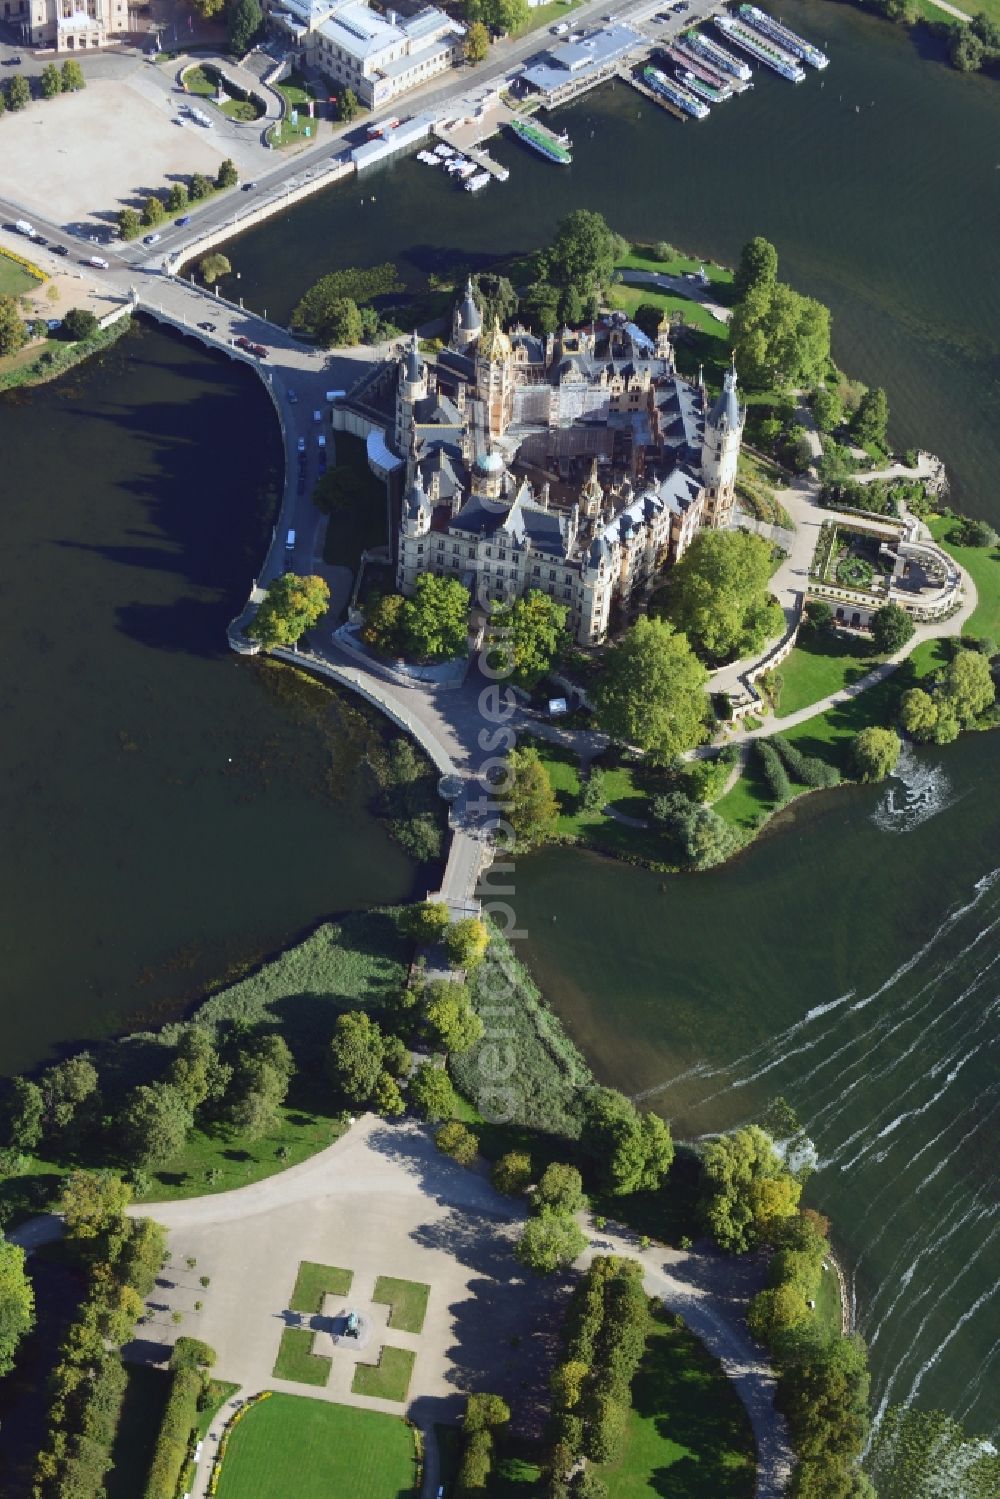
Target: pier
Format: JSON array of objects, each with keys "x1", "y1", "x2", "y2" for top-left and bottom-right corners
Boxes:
[{"x1": 620, "y1": 66, "x2": 688, "y2": 121}]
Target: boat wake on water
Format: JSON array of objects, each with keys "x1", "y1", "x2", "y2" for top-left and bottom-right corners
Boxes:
[{"x1": 871, "y1": 743, "x2": 957, "y2": 833}]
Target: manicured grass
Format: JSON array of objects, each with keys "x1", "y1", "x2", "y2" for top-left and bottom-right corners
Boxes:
[
  {"x1": 597, "y1": 1308, "x2": 755, "y2": 1498},
  {"x1": 272, "y1": 75, "x2": 323, "y2": 146},
  {"x1": 930, "y1": 515, "x2": 1000, "y2": 640},
  {"x1": 775, "y1": 632, "x2": 879, "y2": 716},
  {"x1": 197, "y1": 1380, "x2": 240, "y2": 1440},
  {"x1": 372, "y1": 1276, "x2": 429, "y2": 1335},
  {"x1": 182, "y1": 64, "x2": 215, "y2": 96},
  {"x1": 351, "y1": 1345, "x2": 415, "y2": 1402},
  {"x1": 525, "y1": 738, "x2": 671, "y2": 864},
  {"x1": 815, "y1": 1263, "x2": 843, "y2": 1341},
  {"x1": 0, "y1": 254, "x2": 38, "y2": 296},
  {"x1": 273, "y1": 1327, "x2": 331, "y2": 1386},
  {"x1": 713, "y1": 758, "x2": 778, "y2": 831},
  {"x1": 214, "y1": 1393, "x2": 419, "y2": 1499},
  {"x1": 222, "y1": 98, "x2": 262, "y2": 122},
  {"x1": 513, "y1": 0, "x2": 587, "y2": 35},
  {"x1": 138, "y1": 1105, "x2": 345, "y2": 1203},
  {"x1": 612, "y1": 283, "x2": 731, "y2": 343},
  {"x1": 290, "y1": 1261, "x2": 354, "y2": 1314},
  {"x1": 619, "y1": 245, "x2": 734, "y2": 292}
]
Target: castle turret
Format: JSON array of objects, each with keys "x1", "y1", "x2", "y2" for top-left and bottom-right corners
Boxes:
[
  {"x1": 701, "y1": 360, "x2": 744, "y2": 528},
  {"x1": 397, "y1": 466, "x2": 433, "y2": 593},
  {"x1": 452, "y1": 277, "x2": 482, "y2": 353},
  {"x1": 394, "y1": 332, "x2": 428, "y2": 451},
  {"x1": 475, "y1": 319, "x2": 514, "y2": 439}
]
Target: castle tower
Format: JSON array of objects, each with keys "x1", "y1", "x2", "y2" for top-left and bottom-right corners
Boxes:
[
  {"x1": 701, "y1": 360, "x2": 744, "y2": 528},
  {"x1": 580, "y1": 458, "x2": 604, "y2": 520},
  {"x1": 655, "y1": 310, "x2": 674, "y2": 365},
  {"x1": 471, "y1": 447, "x2": 507, "y2": 504},
  {"x1": 452, "y1": 277, "x2": 482, "y2": 353},
  {"x1": 475, "y1": 319, "x2": 514, "y2": 439},
  {"x1": 397, "y1": 466, "x2": 433, "y2": 594},
  {"x1": 394, "y1": 332, "x2": 428, "y2": 452}
]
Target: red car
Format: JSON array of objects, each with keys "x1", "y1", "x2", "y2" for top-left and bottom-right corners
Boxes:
[
  {"x1": 233, "y1": 335, "x2": 251, "y2": 350},
  {"x1": 252, "y1": 344, "x2": 268, "y2": 359}
]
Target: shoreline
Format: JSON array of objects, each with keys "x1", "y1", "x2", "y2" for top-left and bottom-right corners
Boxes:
[{"x1": 0, "y1": 315, "x2": 133, "y2": 394}]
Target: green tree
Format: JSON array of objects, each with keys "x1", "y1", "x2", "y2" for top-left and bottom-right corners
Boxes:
[
  {"x1": 491, "y1": 589, "x2": 569, "y2": 688},
  {"x1": 495, "y1": 0, "x2": 529, "y2": 30},
  {"x1": 1, "y1": 1077, "x2": 43, "y2": 1151},
  {"x1": 248, "y1": 572, "x2": 330, "y2": 647},
  {"x1": 747, "y1": 1281, "x2": 810, "y2": 1344},
  {"x1": 168, "y1": 1026, "x2": 230, "y2": 1113},
  {"x1": 0, "y1": 1239, "x2": 35, "y2": 1376},
  {"x1": 592, "y1": 616, "x2": 709, "y2": 761},
  {"x1": 142, "y1": 195, "x2": 165, "y2": 228},
  {"x1": 328, "y1": 1011, "x2": 385, "y2": 1106},
  {"x1": 362, "y1": 592, "x2": 408, "y2": 655},
  {"x1": 199, "y1": 252, "x2": 231, "y2": 285},
  {"x1": 444, "y1": 917, "x2": 490, "y2": 969},
  {"x1": 465, "y1": 1391, "x2": 511, "y2": 1432},
  {"x1": 338, "y1": 86, "x2": 360, "y2": 123},
  {"x1": 546, "y1": 209, "x2": 621, "y2": 302},
  {"x1": 403, "y1": 573, "x2": 471, "y2": 660},
  {"x1": 61, "y1": 59, "x2": 85, "y2": 91},
  {"x1": 123, "y1": 1082, "x2": 193, "y2": 1167},
  {"x1": 733, "y1": 235, "x2": 778, "y2": 302},
  {"x1": 166, "y1": 181, "x2": 189, "y2": 213},
  {"x1": 423, "y1": 979, "x2": 484, "y2": 1054},
  {"x1": 852, "y1": 386, "x2": 889, "y2": 448},
  {"x1": 516, "y1": 1210, "x2": 587, "y2": 1274},
  {"x1": 8, "y1": 73, "x2": 31, "y2": 110},
  {"x1": 580, "y1": 767, "x2": 607, "y2": 816},
  {"x1": 456, "y1": 1428, "x2": 494, "y2": 1491},
  {"x1": 558, "y1": 285, "x2": 584, "y2": 327},
  {"x1": 314, "y1": 294, "x2": 363, "y2": 347},
  {"x1": 373, "y1": 1071, "x2": 405, "y2": 1117},
  {"x1": 581, "y1": 1088, "x2": 673, "y2": 1196},
  {"x1": 62, "y1": 307, "x2": 99, "y2": 340},
  {"x1": 229, "y1": 0, "x2": 262, "y2": 54},
  {"x1": 503, "y1": 745, "x2": 560, "y2": 848},
  {"x1": 61, "y1": 1170, "x2": 132, "y2": 1240},
  {"x1": 900, "y1": 686, "x2": 938, "y2": 741},
  {"x1": 436, "y1": 1119, "x2": 478, "y2": 1165},
  {"x1": 954, "y1": 516, "x2": 998, "y2": 548},
  {"x1": 939, "y1": 647, "x2": 995, "y2": 724},
  {"x1": 850, "y1": 726, "x2": 901, "y2": 782},
  {"x1": 216, "y1": 157, "x2": 239, "y2": 190},
  {"x1": 669, "y1": 529, "x2": 783, "y2": 664},
  {"x1": 228, "y1": 1035, "x2": 293, "y2": 1139},
  {"x1": 492, "y1": 1150, "x2": 532, "y2": 1196},
  {"x1": 871, "y1": 602, "x2": 914, "y2": 655},
  {"x1": 466, "y1": 18, "x2": 489, "y2": 60},
  {"x1": 0, "y1": 87, "x2": 6, "y2": 118},
  {"x1": 189, "y1": 171, "x2": 212, "y2": 201},
  {"x1": 408, "y1": 1061, "x2": 457, "y2": 1121},
  {"x1": 701, "y1": 1125, "x2": 800, "y2": 1252},
  {"x1": 731, "y1": 279, "x2": 831, "y2": 389},
  {"x1": 41, "y1": 1054, "x2": 99, "y2": 1136},
  {"x1": 535, "y1": 1162, "x2": 585, "y2": 1215},
  {"x1": 0, "y1": 295, "x2": 29, "y2": 358},
  {"x1": 40, "y1": 63, "x2": 62, "y2": 99},
  {"x1": 118, "y1": 207, "x2": 142, "y2": 241},
  {"x1": 400, "y1": 900, "x2": 451, "y2": 945},
  {"x1": 811, "y1": 387, "x2": 843, "y2": 433},
  {"x1": 951, "y1": 25, "x2": 985, "y2": 70},
  {"x1": 521, "y1": 280, "x2": 560, "y2": 335}
]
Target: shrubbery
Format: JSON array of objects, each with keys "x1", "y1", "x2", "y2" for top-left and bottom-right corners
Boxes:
[
  {"x1": 771, "y1": 737, "x2": 841, "y2": 790},
  {"x1": 143, "y1": 1363, "x2": 208, "y2": 1499},
  {"x1": 755, "y1": 739, "x2": 792, "y2": 803}
]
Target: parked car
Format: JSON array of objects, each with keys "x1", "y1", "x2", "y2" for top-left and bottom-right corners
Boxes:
[
  {"x1": 34, "y1": 235, "x2": 48, "y2": 247},
  {"x1": 312, "y1": 409, "x2": 322, "y2": 422},
  {"x1": 46, "y1": 319, "x2": 62, "y2": 332},
  {"x1": 53, "y1": 245, "x2": 69, "y2": 257},
  {"x1": 252, "y1": 344, "x2": 268, "y2": 359},
  {"x1": 143, "y1": 233, "x2": 161, "y2": 246},
  {"x1": 4, "y1": 55, "x2": 23, "y2": 65},
  {"x1": 234, "y1": 335, "x2": 251, "y2": 350},
  {"x1": 297, "y1": 436, "x2": 306, "y2": 453},
  {"x1": 287, "y1": 388, "x2": 298, "y2": 404},
  {"x1": 196, "y1": 321, "x2": 216, "y2": 331},
  {"x1": 242, "y1": 181, "x2": 257, "y2": 191},
  {"x1": 175, "y1": 215, "x2": 191, "y2": 227}
]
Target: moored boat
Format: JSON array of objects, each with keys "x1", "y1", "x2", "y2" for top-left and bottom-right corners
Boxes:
[
  {"x1": 509, "y1": 116, "x2": 573, "y2": 164},
  {"x1": 643, "y1": 65, "x2": 710, "y2": 119}
]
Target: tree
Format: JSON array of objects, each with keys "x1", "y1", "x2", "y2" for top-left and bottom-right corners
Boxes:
[
  {"x1": 423, "y1": 979, "x2": 484, "y2": 1054},
  {"x1": 61, "y1": 59, "x2": 85, "y2": 91},
  {"x1": 8, "y1": 73, "x2": 31, "y2": 110},
  {"x1": 41, "y1": 1054, "x2": 99, "y2": 1136},
  {"x1": 581, "y1": 1088, "x2": 673, "y2": 1196},
  {"x1": 592, "y1": 616, "x2": 709, "y2": 762},
  {"x1": 61, "y1": 1171, "x2": 132, "y2": 1240},
  {"x1": 521, "y1": 281, "x2": 560, "y2": 335},
  {"x1": 951, "y1": 25, "x2": 985, "y2": 70},
  {"x1": 123, "y1": 1082, "x2": 193, "y2": 1167},
  {"x1": 516, "y1": 1210, "x2": 587, "y2": 1274},
  {"x1": 408, "y1": 1062, "x2": 457, "y2": 1121},
  {"x1": 491, "y1": 589, "x2": 569, "y2": 688},
  {"x1": 328, "y1": 1011, "x2": 385, "y2": 1106},
  {"x1": 0, "y1": 88, "x2": 5, "y2": 118},
  {"x1": 494, "y1": 0, "x2": 530, "y2": 31},
  {"x1": 142, "y1": 195, "x2": 165, "y2": 228},
  {"x1": 373, "y1": 1071, "x2": 405, "y2": 1116},
  {"x1": 850, "y1": 726, "x2": 901, "y2": 782},
  {"x1": 811, "y1": 387, "x2": 843, "y2": 433},
  {"x1": 168, "y1": 1025, "x2": 230, "y2": 1113},
  {"x1": 189, "y1": 172, "x2": 212, "y2": 201},
  {"x1": 312, "y1": 294, "x2": 362, "y2": 347},
  {"x1": 118, "y1": 207, "x2": 142, "y2": 241},
  {"x1": 954, "y1": 516, "x2": 998, "y2": 548},
  {"x1": 466, "y1": 19, "x2": 489, "y2": 60},
  {"x1": 558, "y1": 285, "x2": 584, "y2": 327},
  {"x1": 734, "y1": 235, "x2": 778, "y2": 302},
  {"x1": 404, "y1": 573, "x2": 471, "y2": 660},
  {"x1": 228, "y1": 0, "x2": 262, "y2": 55},
  {"x1": 0, "y1": 295, "x2": 29, "y2": 358},
  {"x1": 1, "y1": 1077, "x2": 43, "y2": 1151},
  {"x1": 248, "y1": 572, "x2": 330, "y2": 647},
  {"x1": 62, "y1": 307, "x2": 99, "y2": 341},
  {"x1": 871, "y1": 602, "x2": 914, "y2": 655},
  {"x1": 0, "y1": 1239, "x2": 34, "y2": 1377},
  {"x1": 701, "y1": 1125, "x2": 800, "y2": 1252},
  {"x1": 492, "y1": 1151, "x2": 532, "y2": 1196},
  {"x1": 227, "y1": 1036, "x2": 292, "y2": 1139},
  {"x1": 503, "y1": 745, "x2": 560, "y2": 848},
  {"x1": 546, "y1": 209, "x2": 621, "y2": 302},
  {"x1": 362, "y1": 592, "x2": 408, "y2": 655},
  {"x1": 338, "y1": 87, "x2": 360, "y2": 123},
  {"x1": 444, "y1": 917, "x2": 490, "y2": 969},
  {"x1": 40, "y1": 63, "x2": 62, "y2": 99},
  {"x1": 199, "y1": 253, "x2": 231, "y2": 285},
  {"x1": 900, "y1": 687, "x2": 938, "y2": 741},
  {"x1": 939, "y1": 647, "x2": 995, "y2": 724},
  {"x1": 216, "y1": 157, "x2": 239, "y2": 190},
  {"x1": 535, "y1": 1162, "x2": 585, "y2": 1215},
  {"x1": 747, "y1": 1281, "x2": 810, "y2": 1344},
  {"x1": 166, "y1": 181, "x2": 189, "y2": 213},
  {"x1": 580, "y1": 767, "x2": 607, "y2": 815},
  {"x1": 730, "y1": 279, "x2": 830, "y2": 390},
  {"x1": 465, "y1": 1392, "x2": 511, "y2": 1433},
  {"x1": 401, "y1": 900, "x2": 452, "y2": 945},
  {"x1": 804, "y1": 599, "x2": 834, "y2": 636},
  {"x1": 852, "y1": 386, "x2": 889, "y2": 448},
  {"x1": 436, "y1": 1119, "x2": 478, "y2": 1165},
  {"x1": 669, "y1": 529, "x2": 784, "y2": 664}
]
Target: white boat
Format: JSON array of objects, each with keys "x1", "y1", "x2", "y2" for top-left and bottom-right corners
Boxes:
[
  {"x1": 465, "y1": 171, "x2": 491, "y2": 192},
  {"x1": 434, "y1": 143, "x2": 454, "y2": 157}
]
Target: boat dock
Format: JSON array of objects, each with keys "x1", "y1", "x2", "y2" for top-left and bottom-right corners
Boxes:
[
  {"x1": 431, "y1": 102, "x2": 515, "y2": 180},
  {"x1": 619, "y1": 67, "x2": 688, "y2": 122},
  {"x1": 666, "y1": 42, "x2": 750, "y2": 93}
]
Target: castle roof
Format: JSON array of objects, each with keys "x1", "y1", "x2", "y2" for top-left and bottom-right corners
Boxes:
[
  {"x1": 458, "y1": 278, "x2": 481, "y2": 332},
  {"x1": 479, "y1": 318, "x2": 512, "y2": 362},
  {"x1": 708, "y1": 364, "x2": 742, "y2": 431},
  {"x1": 405, "y1": 332, "x2": 422, "y2": 384}
]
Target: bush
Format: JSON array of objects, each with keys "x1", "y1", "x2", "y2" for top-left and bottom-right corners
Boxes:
[
  {"x1": 871, "y1": 602, "x2": 915, "y2": 655},
  {"x1": 408, "y1": 1062, "x2": 457, "y2": 1122},
  {"x1": 850, "y1": 726, "x2": 900, "y2": 782},
  {"x1": 953, "y1": 515, "x2": 998, "y2": 548},
  {"x1": 63, "y1": 307, "x2": 99, "y2": 341},
  {"x1": 756, "y1": 739, "x2": 792, "y2": 802},
  {"x1": 436, "y1": 1120, "x2": 478, "y2": 1165},
  {"x1": 535, "y1": 1162, "x2": 585, "y2": 1215},
  {"x1": 771, "y1": 737, "x2": 841, "y2": 789},
  {"x1": 143, "y1": 1367, "x2": 205, "y2": 1499},
  {"x1": 169, "y1": 1337, "x2": 215, "y2": 1372},
  {"x1": 456, "y1": 1426, "x2": 494, "y2": 1494},
  {"x1": 492, "y1": 1151, "x2": 532, "y2": 1196}
]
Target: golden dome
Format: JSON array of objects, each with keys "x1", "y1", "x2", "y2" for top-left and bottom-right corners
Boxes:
[{"x1": 479, "y1": 317, "x2": 512, "y2": 362}]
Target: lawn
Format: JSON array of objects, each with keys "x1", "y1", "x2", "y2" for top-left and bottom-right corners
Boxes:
[
  {"x1": 273, "y1": 1327, "x2": 331, "y2": 1386},
  {"x1": 136, "y1": 1105, "x2": 345, "y2": 1203},
  {"x1": 222, "y1": 98, "x2": 262, "y2": 122},
  {"x1": 182, "y1": 64, "x2": 215, "y2": 97},
  {"x1": 290, "y1": 1261, "x2": 354, "y2": 1314},
  {"x1": 612, "y1": 283, "x2": 731, "y2": 344},
  {"x1": 930, "y1": 514, "x2": 1000, "y2": 640},
  {"x1": 0, "y1": 254, "x2": 39, "y2": 297},
  {"x1": 272, "y1": 74, "x2": 324, "y2": 146},
  {"x1": 619, "y1": 245, "x2": 735, "y2": 293},
  {"x1": 597, "y1": 1308, "x2": 755, "y2": 1498},
  {"x1": 513, "y1": 0, "x2": 587, "y2": 35},
  {"x1": 525, "y1": 738, "x2": 672, "y2": 865},
  {"x1": 775, "y1": 631, "x2": 879, "y2": 716},
  {"x1": 214, "y1": 1394, "x2": 419, "y2": 1499},
  {"x1": 351, "y1": 1346, "x2": 416, "y2": 1402},
  {"x1": 372, "y1": 1276, "x2": 429, "y2": 1335},
  {"x1": 815, "y1": 1263, "x2": 843, "y2": 1340}
]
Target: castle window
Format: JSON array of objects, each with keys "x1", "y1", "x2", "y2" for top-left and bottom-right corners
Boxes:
[
  {"x1": 417, "y1": 544, "x2": 424, "y2": 554},
  {"x1": 549, "y1": 569, "x2": 556, "y2": 581},
  {"x1": 533, "y1": 565, "x2": 540, "y2": 576}
]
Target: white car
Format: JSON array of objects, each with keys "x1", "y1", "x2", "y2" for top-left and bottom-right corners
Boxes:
[
  {"x1": 296, "y1": 436, "x2": 305, "y2": 453},
  {"x1": 312, "y1": 409, "x2": 322, "y2": 422},
  {"x1": 287, "y1": 388, "x2": 298, "y2": 404}
]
